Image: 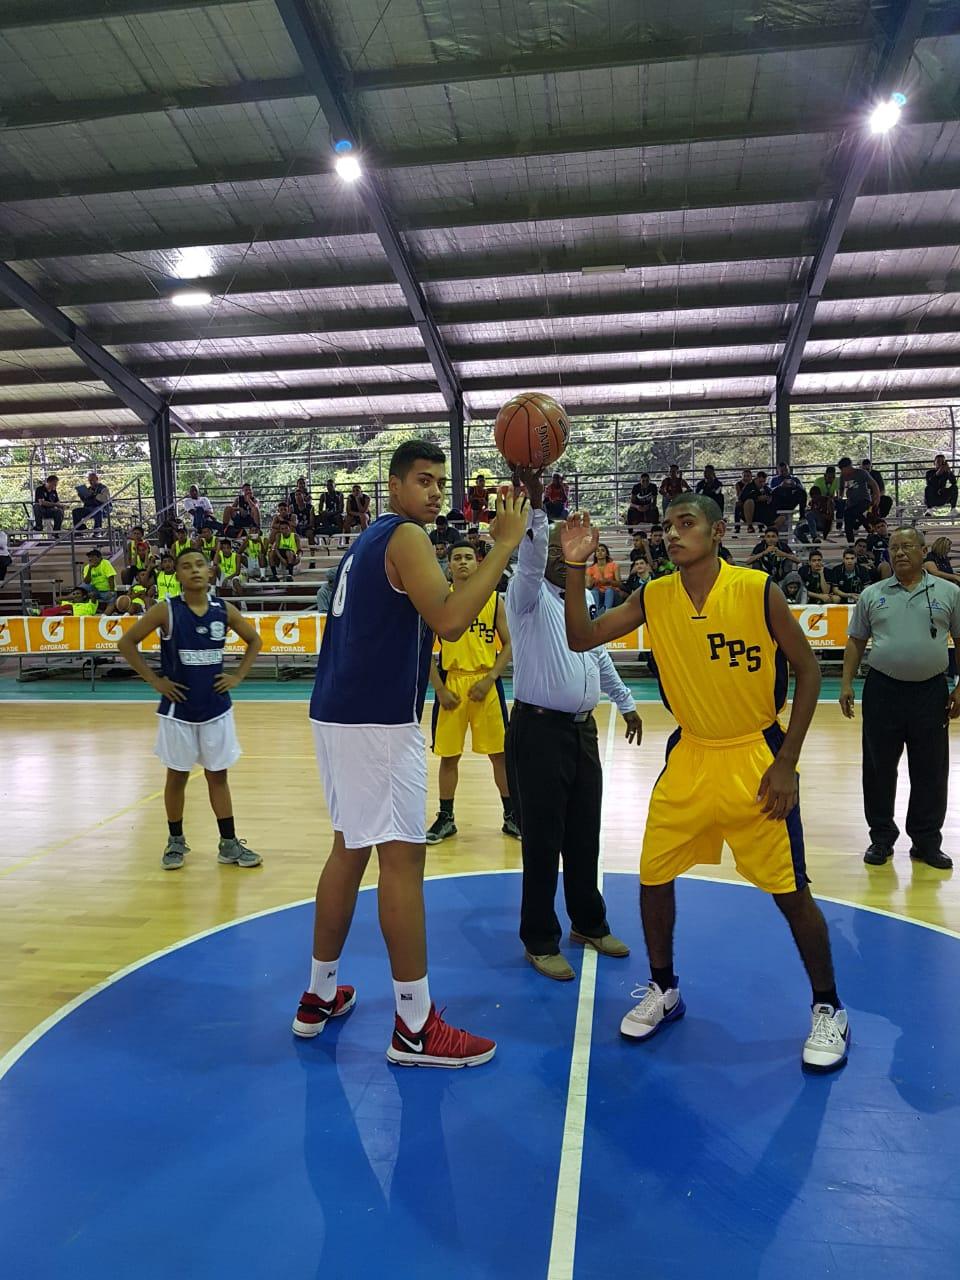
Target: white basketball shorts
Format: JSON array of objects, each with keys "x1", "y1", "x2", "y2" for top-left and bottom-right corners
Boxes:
[
  {"x1": 155, "y1": 708, "x2": 242, "y2": 772},
  {"x1": 311, "y1": 720, "x2": 427, "y2": 849}
]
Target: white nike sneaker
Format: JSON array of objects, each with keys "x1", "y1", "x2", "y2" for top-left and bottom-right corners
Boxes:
[
  {"x1": 802, "y1": 1004, "x2": 850, "y2": 1072},
  {"x1": 620, "y1": 980, "x2": 685, "y2": 1041}
]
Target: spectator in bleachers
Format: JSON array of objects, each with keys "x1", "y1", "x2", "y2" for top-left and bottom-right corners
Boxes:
[
  {"x1": 752, "y1": 471, "x2": 776, "y2": 528},
  {"x1": 317, "y1": 478, "x2": 345, "y2": 540},
  {"x1": 430, "y1": 514, "x2": 457, "y2": 548},
  {"x1": 222, "y1": 483, "x2": 260, "y2": 536},
  {"x1": 80, "y1": 547, "x2": 117, "y2": 607},
  {"x1": 780, "y1": 571, "x2": 807, "y2": 605},
  {"x1": 0, "y1": 525, "x2": 10, "y2": 583},
  {"x1": 240, "y1": 528, "x2": 267, "y2": 581},
  {"x1": 156, "y1": 553, "x2": 181, "y2": 602},
  {"x1": 924, "y1": 455, "x2": 958, "y2": 513},
  {"x1": 269, "y1": 518, "x2": 301, "y2": 582},
  {"x1": 820, "y1": 464, "x2": 841, "y2": 525},
  {"x1": 805, "y1": 485, "x2": 833, "y2": 541},
  {"x1": 544, "y1": 472, "x2": 570, "y2": 520},
  {"x1": 467, "y1": 473, "x2": 491, "y2": 523},
  {"x1": 659, "y1": 463, "x2": 690, "y2": 507},
  {"x1": 214, "y1": 538, "x2": 243, "y2": 595},
  {"x1": 861, "y1": 459, "x2": 893, "y2": 519},
  {"x1": 799, "y1": 549, "x2": 834, "y2": 603},
  {"x1": 434, "y1": 541, "x2": 451, "y2": 577},
  {"x1": 122, "y1": 526, "x2": 154, "y2": 585},
  {"x1": 838, "y1": 457, "x2": 881, "y2": 543},
  {"x1": 646, "y1": 525, "x2": 668, "y2": 569},
  {"x1": 33, "y1": 475, "x2": 64, "y2": 532},
  {"x1": 171, "y1": 522, "x2": 193, "y2": 559},
  {"x1": 624, "y1": 555, "x2": 652, "y2": 594},
  {"x1": 72, "y1": 472, "x2": 111, "y2": 531},
  {"x1": 343, "y1": 483, "x2": 371, "y2": 536},
  {"x1": 853, "y1": 538, "x2": 882, "y2": 584},
  {"x1": 194, "y1": 526, "x2": 219, "y2": 561},
  {"x1": 734, "y1": 468, "x2": 757, "y2": 532},
  {"x1": 62, "y1": 587, "x2": 99, "y2": 616},
  {"x1": 316, "y1": 565, "x2": 337, "y2": 614},
  {"x1": 626, "y1": 473, "x2": 659, "y2": 527},
  {"x1": 829, "y1": 549, "x2": 871, "y2": 602},
  {"x1": 866, "y1": 518, "x2": 891, "y2": 574},
  {"x1": 923, "y1": 536, "x2": 960, "y2": 586},
  {"x1": 628, "y1": 531, "x2": 649, "y2": 567},
  {"x1": 290, "y1": 480, "x2": 315, "y2": 544},
  {"x1": 746, "y1": 527, "x2": 801, "y2": 583},
  {"x1": 586, "y1": 543, "x2": 622, "y2": 614},
  {"x1": 129, "y1": 567, "x2": 156, "y2": 613},
  {"x1": 770, "y1": 462, "x2": 808, "y2": 525},
  {"x1": 717, "y1": 538, "x2": 734, "y2": 564},
  {"x1": 466, "y1": 526, "x2": 490, "y2": 561},
  {"x1": 695, "y1": 464, "x2": 724, "y2": 513},
  {"x1": 182, "y1": 485, "x2": 216, "y2": 533}
]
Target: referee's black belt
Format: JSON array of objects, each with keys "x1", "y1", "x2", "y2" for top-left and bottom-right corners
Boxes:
[{"x1": 514, "y1": 700, "x2": 592, "y2": 723}]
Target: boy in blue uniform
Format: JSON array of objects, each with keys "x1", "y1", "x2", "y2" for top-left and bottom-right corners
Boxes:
[
  {"x1": 296, "y1": 440, "x2": 528, "y2": 1068},
  {"x1": 117, "y1": 549, "x2": 263, "y2": 870}
]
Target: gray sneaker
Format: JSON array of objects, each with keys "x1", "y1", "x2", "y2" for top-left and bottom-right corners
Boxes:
[
  {"x1": 425, "y1": 812, "x2": 457, "y2": 844},
  {"x1": 162, "y1": 835, "x2": 190, "y2": 870},
  {"x1": 217, "y1": 836, "x2": 262, "y2": 868}
]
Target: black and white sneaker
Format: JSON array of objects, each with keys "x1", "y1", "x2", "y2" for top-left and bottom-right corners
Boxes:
[
  {"x1": 502, "y1": 815, "x2": 521, "y2": 839},
  {"x1": 802, "y1": 1004, "x2": 850, "y2": 1072},
  {"x1": 425, "y1": 813, "x2": 457, "y2": 844}
]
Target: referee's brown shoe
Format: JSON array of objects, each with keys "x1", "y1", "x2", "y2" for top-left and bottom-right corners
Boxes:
[
  {"x1": 910, "y1": 847, "x2": 954, "y2": 870},
  {"x1": 570, "y1": 931, "x2": 631, "y2": 958},
  {"x1": 525, "y1": 951, "x2": 576, "y2": 981}
]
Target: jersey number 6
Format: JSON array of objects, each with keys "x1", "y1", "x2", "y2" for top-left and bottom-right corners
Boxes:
[{"x1": 331, "y1": 555, "x2": 353, "y2": 617}]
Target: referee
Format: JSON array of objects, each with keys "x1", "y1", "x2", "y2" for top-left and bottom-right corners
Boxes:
[
  {"x1": 840, "y1": 526, "x2": 960, "y2": 869},
  {"x1": 505, "y1": 468, "x2": 642, "y2": 980}
]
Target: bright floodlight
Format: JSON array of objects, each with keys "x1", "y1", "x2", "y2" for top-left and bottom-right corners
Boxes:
[
  {"x1": 335, "y1": 152, "x2": 362, "y2": 182},
  {"x1": 870, "y1": 93, "x2": 905, "y2": 133},
  {"x1": 171, "y1": 288, "x2": 213, "y2": 307}
]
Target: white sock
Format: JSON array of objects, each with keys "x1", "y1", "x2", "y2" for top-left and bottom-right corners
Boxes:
[
  {"x1": 309, "y1": 957, "x2": 339, "y2": 1002},
  {"x1": 393, "y1": 975, "x2": 431, "y2": 1032}
]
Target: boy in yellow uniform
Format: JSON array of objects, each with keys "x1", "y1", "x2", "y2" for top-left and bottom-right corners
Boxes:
[
  {"x1": 561, "y1": 493, "x2": 849, "y2": 1073},
  {"x1": 156, "y1": 553, "x2": 182, "y2": 603},
  {"x1": 426, "y1": 541, "x2": 519, "y2": 842}
]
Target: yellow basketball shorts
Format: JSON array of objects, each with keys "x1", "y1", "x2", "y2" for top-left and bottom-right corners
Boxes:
[
  {"x1": 431, "y1": 670, "x2": 508, "y2": 757},
  {"x1": 640, "y1": 724, "x2": 808, "y2": 895}
]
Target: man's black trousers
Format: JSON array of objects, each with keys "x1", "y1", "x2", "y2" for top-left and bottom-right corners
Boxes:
[
  {"x1": 506, "y1": 703, "x2": 609, "y2": 955},
  {"x1": 862, "y1": 668, "x2": 949, "y2": 855}
]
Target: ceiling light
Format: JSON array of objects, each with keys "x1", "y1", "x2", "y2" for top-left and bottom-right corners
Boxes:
[
  {"x1": 870, "y1": 92, "x2": 906, "y2": 133},
  {"x1": 174, "y1": 246, "x2": 215, "y2": 280},
  {"x1": 170, "y1": 289, "x2": 213, "y2": 307},
  {"x1": 335, "y1": 152, "x2": 362, "y2": 182}
]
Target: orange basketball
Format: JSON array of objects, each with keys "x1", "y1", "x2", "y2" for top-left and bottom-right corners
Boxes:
[{"x1": 494, "y1": 392, "x2": 570, "y2": 468}]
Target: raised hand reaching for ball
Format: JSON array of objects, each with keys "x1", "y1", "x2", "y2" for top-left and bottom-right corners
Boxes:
[{"x1": 560, "y1": 511, "x2": 599, "y2": 565}]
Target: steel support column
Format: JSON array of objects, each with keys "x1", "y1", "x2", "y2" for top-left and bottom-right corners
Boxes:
[
  {"x1": 448, "y1": 396, "x2": 467, "y2": 511},
  {"x1": 774, "y1": 385, "x2": 792, "y2": 466},
  {"x1": 147, "y1": 407, "x2": 176, "y2": 524}
]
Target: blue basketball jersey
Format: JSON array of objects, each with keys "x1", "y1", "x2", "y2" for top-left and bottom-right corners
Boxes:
[
  {"x1": 158, "y1": 595, "x2": 232, "y2": 723},
  {"x1": 309, "y1": 514, "x2": 433, "y2": 726}
]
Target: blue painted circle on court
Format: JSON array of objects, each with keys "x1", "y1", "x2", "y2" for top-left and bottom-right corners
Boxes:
[{"x1": 1, "y1": 873, "x2": 958, "y2": 1280}]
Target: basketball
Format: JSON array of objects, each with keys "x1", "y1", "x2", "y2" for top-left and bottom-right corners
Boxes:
[{"x1": 494, "y1": 392, "x2": 570, "y2": 468}]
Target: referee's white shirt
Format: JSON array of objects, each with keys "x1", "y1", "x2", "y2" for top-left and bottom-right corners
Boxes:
[{"x1": 505, "y1": 508, "x2": 635, "y2": 717}]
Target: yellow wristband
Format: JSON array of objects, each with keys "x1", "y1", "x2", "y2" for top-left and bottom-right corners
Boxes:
[{"x1": 565, "y1": 560, "x2": 588, "y2": 568}]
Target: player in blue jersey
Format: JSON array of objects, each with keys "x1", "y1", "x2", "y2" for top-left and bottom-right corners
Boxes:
[
  {"x1": 294, "y1": 440, "x2": 529, "y2": 1068},
  {"x1": 117, "y1": 548, "x2": 264, "y2": 871}
]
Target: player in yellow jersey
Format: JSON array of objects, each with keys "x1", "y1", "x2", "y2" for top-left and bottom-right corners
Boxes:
[
  {"x1": 426, "y1": 541, "x2": 519, "y2": 842},
  {"x1": 561, "y1": 493, "x2": 849, "y2": 1073}
]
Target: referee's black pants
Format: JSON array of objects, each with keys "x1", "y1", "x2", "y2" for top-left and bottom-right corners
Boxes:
[
  {"x1": 506, "y1": 703, "x2": 609, "y2": 955},
  {"x1": 862, "y1": 668, "x2": 950, "y2": 855}
]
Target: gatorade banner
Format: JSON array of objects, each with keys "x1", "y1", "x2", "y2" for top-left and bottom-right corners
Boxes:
[{"x1": 0, "y1": 606, "x2": 867, "y2": 658}]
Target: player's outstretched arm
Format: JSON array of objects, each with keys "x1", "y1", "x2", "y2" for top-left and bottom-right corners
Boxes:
[
  {"x1": 560, "y1": 512, "x2": 645, "y2": 650},
  {"x1": 389, "y1": 486, "x2": 528, "y2": 640},
  {"x1": 757, "y1": 584, "x2": 821, "y2": 819},
  {"x1": 116, "y1": 602, "x2": 187, "y2": 701}
]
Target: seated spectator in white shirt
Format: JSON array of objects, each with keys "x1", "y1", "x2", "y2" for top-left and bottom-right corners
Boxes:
[{"x1": 182, "y1": 485, "x2": 216, "y2": 533}]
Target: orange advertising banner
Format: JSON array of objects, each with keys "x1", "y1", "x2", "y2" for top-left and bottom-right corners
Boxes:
[{"x1": 0, "y1": 606, "x2": 863, "y2": 659}]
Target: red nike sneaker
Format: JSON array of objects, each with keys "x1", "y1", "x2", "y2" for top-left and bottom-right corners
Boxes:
[
  {"x1": 386, "y1": 1003, "x2": 496, "y2": 1068},
  {"x1": 292, "y1": 986, "x2": 357, "y2": 1038}
]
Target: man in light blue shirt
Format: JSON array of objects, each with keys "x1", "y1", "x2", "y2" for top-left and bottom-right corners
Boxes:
[{"x1": 505, "y1": 469, "x2": 641, "y2": 981}]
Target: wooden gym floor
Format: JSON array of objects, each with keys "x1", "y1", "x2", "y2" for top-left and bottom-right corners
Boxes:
[{"x1": 1, "y1": 696, "x2": 959, "y2": 1058}]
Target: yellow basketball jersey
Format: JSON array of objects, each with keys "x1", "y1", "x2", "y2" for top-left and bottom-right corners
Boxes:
[
  {"x1": 642, "y1": 561, "x2": 785, "y2": 741},
  {"x1": 439, "y1": 592, "x2": 499, "y2": 673}
]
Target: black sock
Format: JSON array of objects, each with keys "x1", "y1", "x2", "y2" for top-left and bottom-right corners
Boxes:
[
  {"x1": 812, "y1": 987, "x2": 840, "y2": 1010},
  {"x1": 439, "y1": 798, "x2": 454, "y2": 819},
  {"x1": 217, "y1": 816, "x2": 236, "y2": 840},
  {"x1": 168, "y1": 819, "x2": 184, "y2": 838},
  {"x1": 500, "y1": 794, "x2": 513, "y2": 818},
  {"x1": 651, "y1": 965, "x2": 678, "y2": 993}
]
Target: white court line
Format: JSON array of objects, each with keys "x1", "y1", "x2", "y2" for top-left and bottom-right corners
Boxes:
[{"x1": 546, "y1": 705, "x2": 619, "y2": 1280}]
